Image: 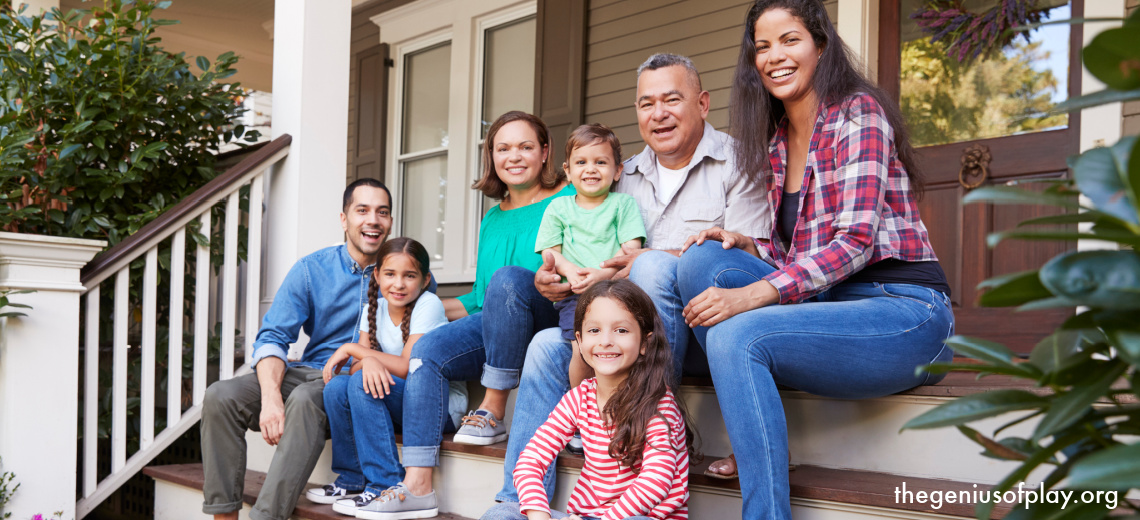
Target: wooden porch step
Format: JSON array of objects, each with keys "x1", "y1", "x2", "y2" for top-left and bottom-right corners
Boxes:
[
  {"x1": 145, "y1": 456, "x2": 1009, "y2": 520},
  {"x1": 420, "y1": 434, "x2": 1011, "y2": 519},
  {"x1": 142, "y1": 464, "x2": 474, "y2": 520}
]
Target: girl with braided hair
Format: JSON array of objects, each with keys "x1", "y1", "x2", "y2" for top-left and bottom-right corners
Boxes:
[{"x1": 318, "y1": 237, "x2": 467, "y2": 518}]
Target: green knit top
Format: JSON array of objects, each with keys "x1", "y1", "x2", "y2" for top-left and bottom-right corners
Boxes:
[{"x1": 455, "y1": 184, "x2": 576, "y2": 314}]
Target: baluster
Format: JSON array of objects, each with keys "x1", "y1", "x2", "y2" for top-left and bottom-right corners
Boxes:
[
  {"x1": 112, "y1": 268, "x2": 129, "y2": 472},
  {"x1": 168, "y1": 230, "x2": 185, "y2": 427},
  {"x1": 221, "y1": 193, "x2": 239, "y2": 379},
  {"x1": 245, "y1": 176, "x2": 264, "y2": 367},
  {"x1": 83, "y1": 287, "x2": 100, "y2": 498},
  {"x1": 193, "y1": 212, "x2": 211, "y2": 405},
  {"x1": 140, "y1": 248, "x2": 157, "y2": 449}
]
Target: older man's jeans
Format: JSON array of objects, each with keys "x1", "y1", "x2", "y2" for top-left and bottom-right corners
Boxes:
[
  {"x1": 402, "y1": 266, "x2": 558, "y2": 467},
  {"x1": 676, "y1": 242, "x2": 955, "y2": 520}
]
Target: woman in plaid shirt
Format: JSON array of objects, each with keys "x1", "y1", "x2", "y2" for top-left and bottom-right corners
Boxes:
[{"x1": 675, "y1": 1, "x2": 955, "y2": 519}]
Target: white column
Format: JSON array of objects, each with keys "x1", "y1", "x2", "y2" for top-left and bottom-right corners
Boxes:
[
  {"x1": 265, "y1": 0, "x2": 352, "y2": 304},
  {"x1": 0, "y1": 232, "x2": 104, "y2": 520},
  {"x1": 837, "y1": 0, "x2": 879, "y2": 80}
]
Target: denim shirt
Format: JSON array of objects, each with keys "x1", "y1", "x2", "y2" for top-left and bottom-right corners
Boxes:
[{"x1": 250, "y1": 245, "x2": 372, "y2": 370}]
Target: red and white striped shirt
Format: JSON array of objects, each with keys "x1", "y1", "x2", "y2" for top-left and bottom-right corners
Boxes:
[{"x1": 514, "y1": 378, "x2": 689, "y2": 520}]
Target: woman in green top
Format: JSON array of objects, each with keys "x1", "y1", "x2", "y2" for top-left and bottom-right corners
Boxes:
[{"x1": 363, "y1": 111, "x2": 572, "y2": 518}]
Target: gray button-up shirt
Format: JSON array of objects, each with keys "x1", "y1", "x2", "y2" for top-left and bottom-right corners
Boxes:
[{"x1": 615, "y1": 122, "x2": 770, "y2": 250}]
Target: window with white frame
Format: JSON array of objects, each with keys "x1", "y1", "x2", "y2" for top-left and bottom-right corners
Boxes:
[{"x1": 374, "y1": 0, "x2": 536, "y2": 283}]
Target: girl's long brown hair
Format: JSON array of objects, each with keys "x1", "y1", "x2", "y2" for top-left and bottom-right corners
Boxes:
[
  {"x1": 366, "y1": 237, "x2": 431, "y2": 350},
  {"x1": 574, "y1": 280, "x2": 697, "y2": 471}
]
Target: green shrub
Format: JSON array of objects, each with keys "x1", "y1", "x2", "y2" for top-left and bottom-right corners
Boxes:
[
  {"x1": 903, "y1": 9, "x2": 1140, "y2": 520},
  {"x1": 0, "y1": 0, "x2": 259, "y2": 244}
]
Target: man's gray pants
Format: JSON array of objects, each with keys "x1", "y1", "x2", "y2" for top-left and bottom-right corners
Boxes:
[{"x1": 201, "y1": 367, "x2": 326, "y2": 520}]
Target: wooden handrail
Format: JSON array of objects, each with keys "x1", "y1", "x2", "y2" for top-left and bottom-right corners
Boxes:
[{"x1": 80, "y1": 134, "x2": 292, "y2": 287}]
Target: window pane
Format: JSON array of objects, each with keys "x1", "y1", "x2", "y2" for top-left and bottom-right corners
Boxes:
[
  {"x1": 481, "y1": 17, "x2": 536, "y2": 138},
  {"x1": 899, "y1": 0, "x2": 1069, "y2": 147},
  {"x1": 401, "y1": 155, "x2": 448, "y2": 262},
  {"x1": 403, "y1": 43, "x2": 451, "y2": 153}
]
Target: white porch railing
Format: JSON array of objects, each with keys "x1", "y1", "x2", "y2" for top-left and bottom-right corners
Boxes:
[{"x1": 75, "y1": 135, "x2": 291, "y2": 519}]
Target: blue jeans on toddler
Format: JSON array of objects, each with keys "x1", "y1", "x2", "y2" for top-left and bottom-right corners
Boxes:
[
  {"x1": 401, "y1": 266, "x2": 559, "y2": 468},
  {"x1": 676, "y1": 241, "x2": 956, "y2": 520},
  {"x1": 325, "y1": 370, "x2": 456, "y2": 495}
]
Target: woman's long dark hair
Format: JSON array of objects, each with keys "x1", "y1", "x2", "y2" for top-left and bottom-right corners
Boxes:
[
  {"x1": 574, "y1": 280, "x2": 696, "y2": 471},
  {"x1": 366, "y1": 237, "x2": 431, "y2": 350},
  {"x1": 730, "y1": 0, "x2": 924, "y2": 197}
]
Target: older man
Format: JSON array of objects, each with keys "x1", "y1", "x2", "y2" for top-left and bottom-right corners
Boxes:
[{"x1": 487, "y1": 53, "x2": 769, "y2": 510}]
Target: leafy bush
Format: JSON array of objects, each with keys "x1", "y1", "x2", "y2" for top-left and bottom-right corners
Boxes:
[
  {"x1": 902, "y1": 9, "x2": 1140, "y2": 520},
  {"x1": 0, "y1": 0, "x2": 259, "y2": 244}
]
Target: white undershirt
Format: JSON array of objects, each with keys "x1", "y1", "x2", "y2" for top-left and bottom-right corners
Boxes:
[{"x1": 655, "y1": 159, "x2": 689, "y2": 205}]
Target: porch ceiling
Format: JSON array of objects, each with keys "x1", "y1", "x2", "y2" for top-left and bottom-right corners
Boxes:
[{"x1": 61, "y1": 0, "x2": 274, "y2": 92}]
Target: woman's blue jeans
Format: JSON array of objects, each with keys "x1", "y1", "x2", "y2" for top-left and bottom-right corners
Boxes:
[
  {"x1": 402, "y1": 266, "x2": 559, "y2": 467},
  {"x1": 676, "y1": 242, "x2": 955, "y2": 520}
]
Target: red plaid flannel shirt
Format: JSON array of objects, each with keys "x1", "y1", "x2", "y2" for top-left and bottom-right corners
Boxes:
[{"x1": 756, "y1": 93, "x2": 939, "y2": 304}]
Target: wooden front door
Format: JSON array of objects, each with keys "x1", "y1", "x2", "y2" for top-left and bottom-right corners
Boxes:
[{"x1": 878, "y1": 0, "x2": 1083, "y2": 353}]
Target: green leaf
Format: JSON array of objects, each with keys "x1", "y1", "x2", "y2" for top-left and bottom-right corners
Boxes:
[
  {"x1": 1070, "y1": 136, "x2": 1139, "y2": 226},
  {"x1": 1103, "y1": 327, "x2": 1140, "y2": 366},
  {"x1": 1033, "y1": 361, "x2": 1126, "y2": 441},
  {"x1": 195, "y1": 55, "x2": 209, "y2": 71},
  {"x1": 957, "y1": 425, "x2": 1029, "y2": 461},
  {"x1": 963, "y1": 186, "x2": 1083, "y2": 209},
  {"x1": 943, "y1": 335, "x2": 1037, "y2": 376},
  {"x1": 1016, "y1": 213, "x2": 1101, "y2": 227},
  {"x1": 974, "y1": 432, "x2": 1087, "y2": 520},
  {"x1": 1067, "y1": 442, "x2": 1140, "y2": 489},
  {"x1": 58, "y1": 143, "x2": 83, "y2": 160},
  {"x1": 1027, "y1": 330, "x2": 1097, "y2": 375},
  {"x1": 92, "y1": 215, "x2": 111, "y2": 227},
  {"x1": 1082, "y1": 26, "x2": 1140, "y2": 91},
  {"x1": 1038, "y1": 250, "x2": 1140, "y2": 310},
  {"x1": 987, "y1": 229, "x2": 1140, "y2": 249},
  {"x1": 977, "y1": 270, "x2": 1053, "y2": 307},
  {"x1": 902, "y1": 390, "x2": 1048, "y2": 430}
]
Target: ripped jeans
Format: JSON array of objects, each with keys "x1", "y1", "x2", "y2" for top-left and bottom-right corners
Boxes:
[{"x1": 401, "y1": 267, "x2": 558, "y2": 467}]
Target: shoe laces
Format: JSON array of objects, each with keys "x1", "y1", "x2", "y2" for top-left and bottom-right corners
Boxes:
[
  {"x1": 357, "y1": 491, "x2": 377, "y2": 504},
  {"x1": 379, "y1": 486, "x2": 407, "y2": 503},
  {"x1": 460, "y1": 411, "x2": 496, "y2": 428}
]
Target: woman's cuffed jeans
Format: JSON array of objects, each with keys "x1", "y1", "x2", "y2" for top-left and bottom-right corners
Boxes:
[{"x1": 677, "y1": 242, "x2": 955, "y2": 520}]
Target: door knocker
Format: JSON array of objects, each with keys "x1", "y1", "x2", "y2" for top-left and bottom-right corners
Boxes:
[{"x1": 958, "y1": 144, "x2": 992, "y2": 189}]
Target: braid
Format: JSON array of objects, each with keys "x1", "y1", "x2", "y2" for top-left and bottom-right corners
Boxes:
[
  {"x1": 367, "y1": 272, "x2": 380, "y2": 350},
  {"x1": 400, "y1": 297, "x2": 418, "y2": 346}
]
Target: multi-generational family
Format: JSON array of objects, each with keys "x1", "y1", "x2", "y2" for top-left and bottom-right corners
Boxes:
[{"x1": 200, "y1": 2, "x2": 956, "y2": 519}]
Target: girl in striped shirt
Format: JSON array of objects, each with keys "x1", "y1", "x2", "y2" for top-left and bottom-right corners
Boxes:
[{"x1": 485, "y1": 279, "x2": 692, "y2": 520}]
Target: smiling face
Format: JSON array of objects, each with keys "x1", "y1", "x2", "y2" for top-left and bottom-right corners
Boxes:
[
  {"x1": 491, "y1": 120, "x2": 550, "y2": 193},
  {"x1": 576, "y1": 296, "x2": 646, "y2": 382},
  {"x1": 377, "y1": 252, "x2": 429, "y2": 312},
  {"x1": 340, "y1": 185, "x2": 392, "y2": 267},
  {"x1": 753, "y1": 7, "x2": 822, "y2": 107},
  {"x1": 565, "y1": 141, "x2": 620, "y2": 202},
  {"x1": 635, "y1": 65, "x2": 710, "y2": 170}
]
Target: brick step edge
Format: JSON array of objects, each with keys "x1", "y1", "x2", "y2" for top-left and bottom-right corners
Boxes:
[
  {"x1": 146, "y1": 457, "x2": 1009, "y2": 519},
  {"x1": 143, "y1": 464, "x2": 474, "y2": 520}
]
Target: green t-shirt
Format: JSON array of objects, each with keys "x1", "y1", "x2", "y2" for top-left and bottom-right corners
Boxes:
[
  {"x1": 455, "y1": 184, "x2": 577, "y2": 315},
  {"x1": 534, "y1": 192, "x2": 646, "y2": 277}
]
